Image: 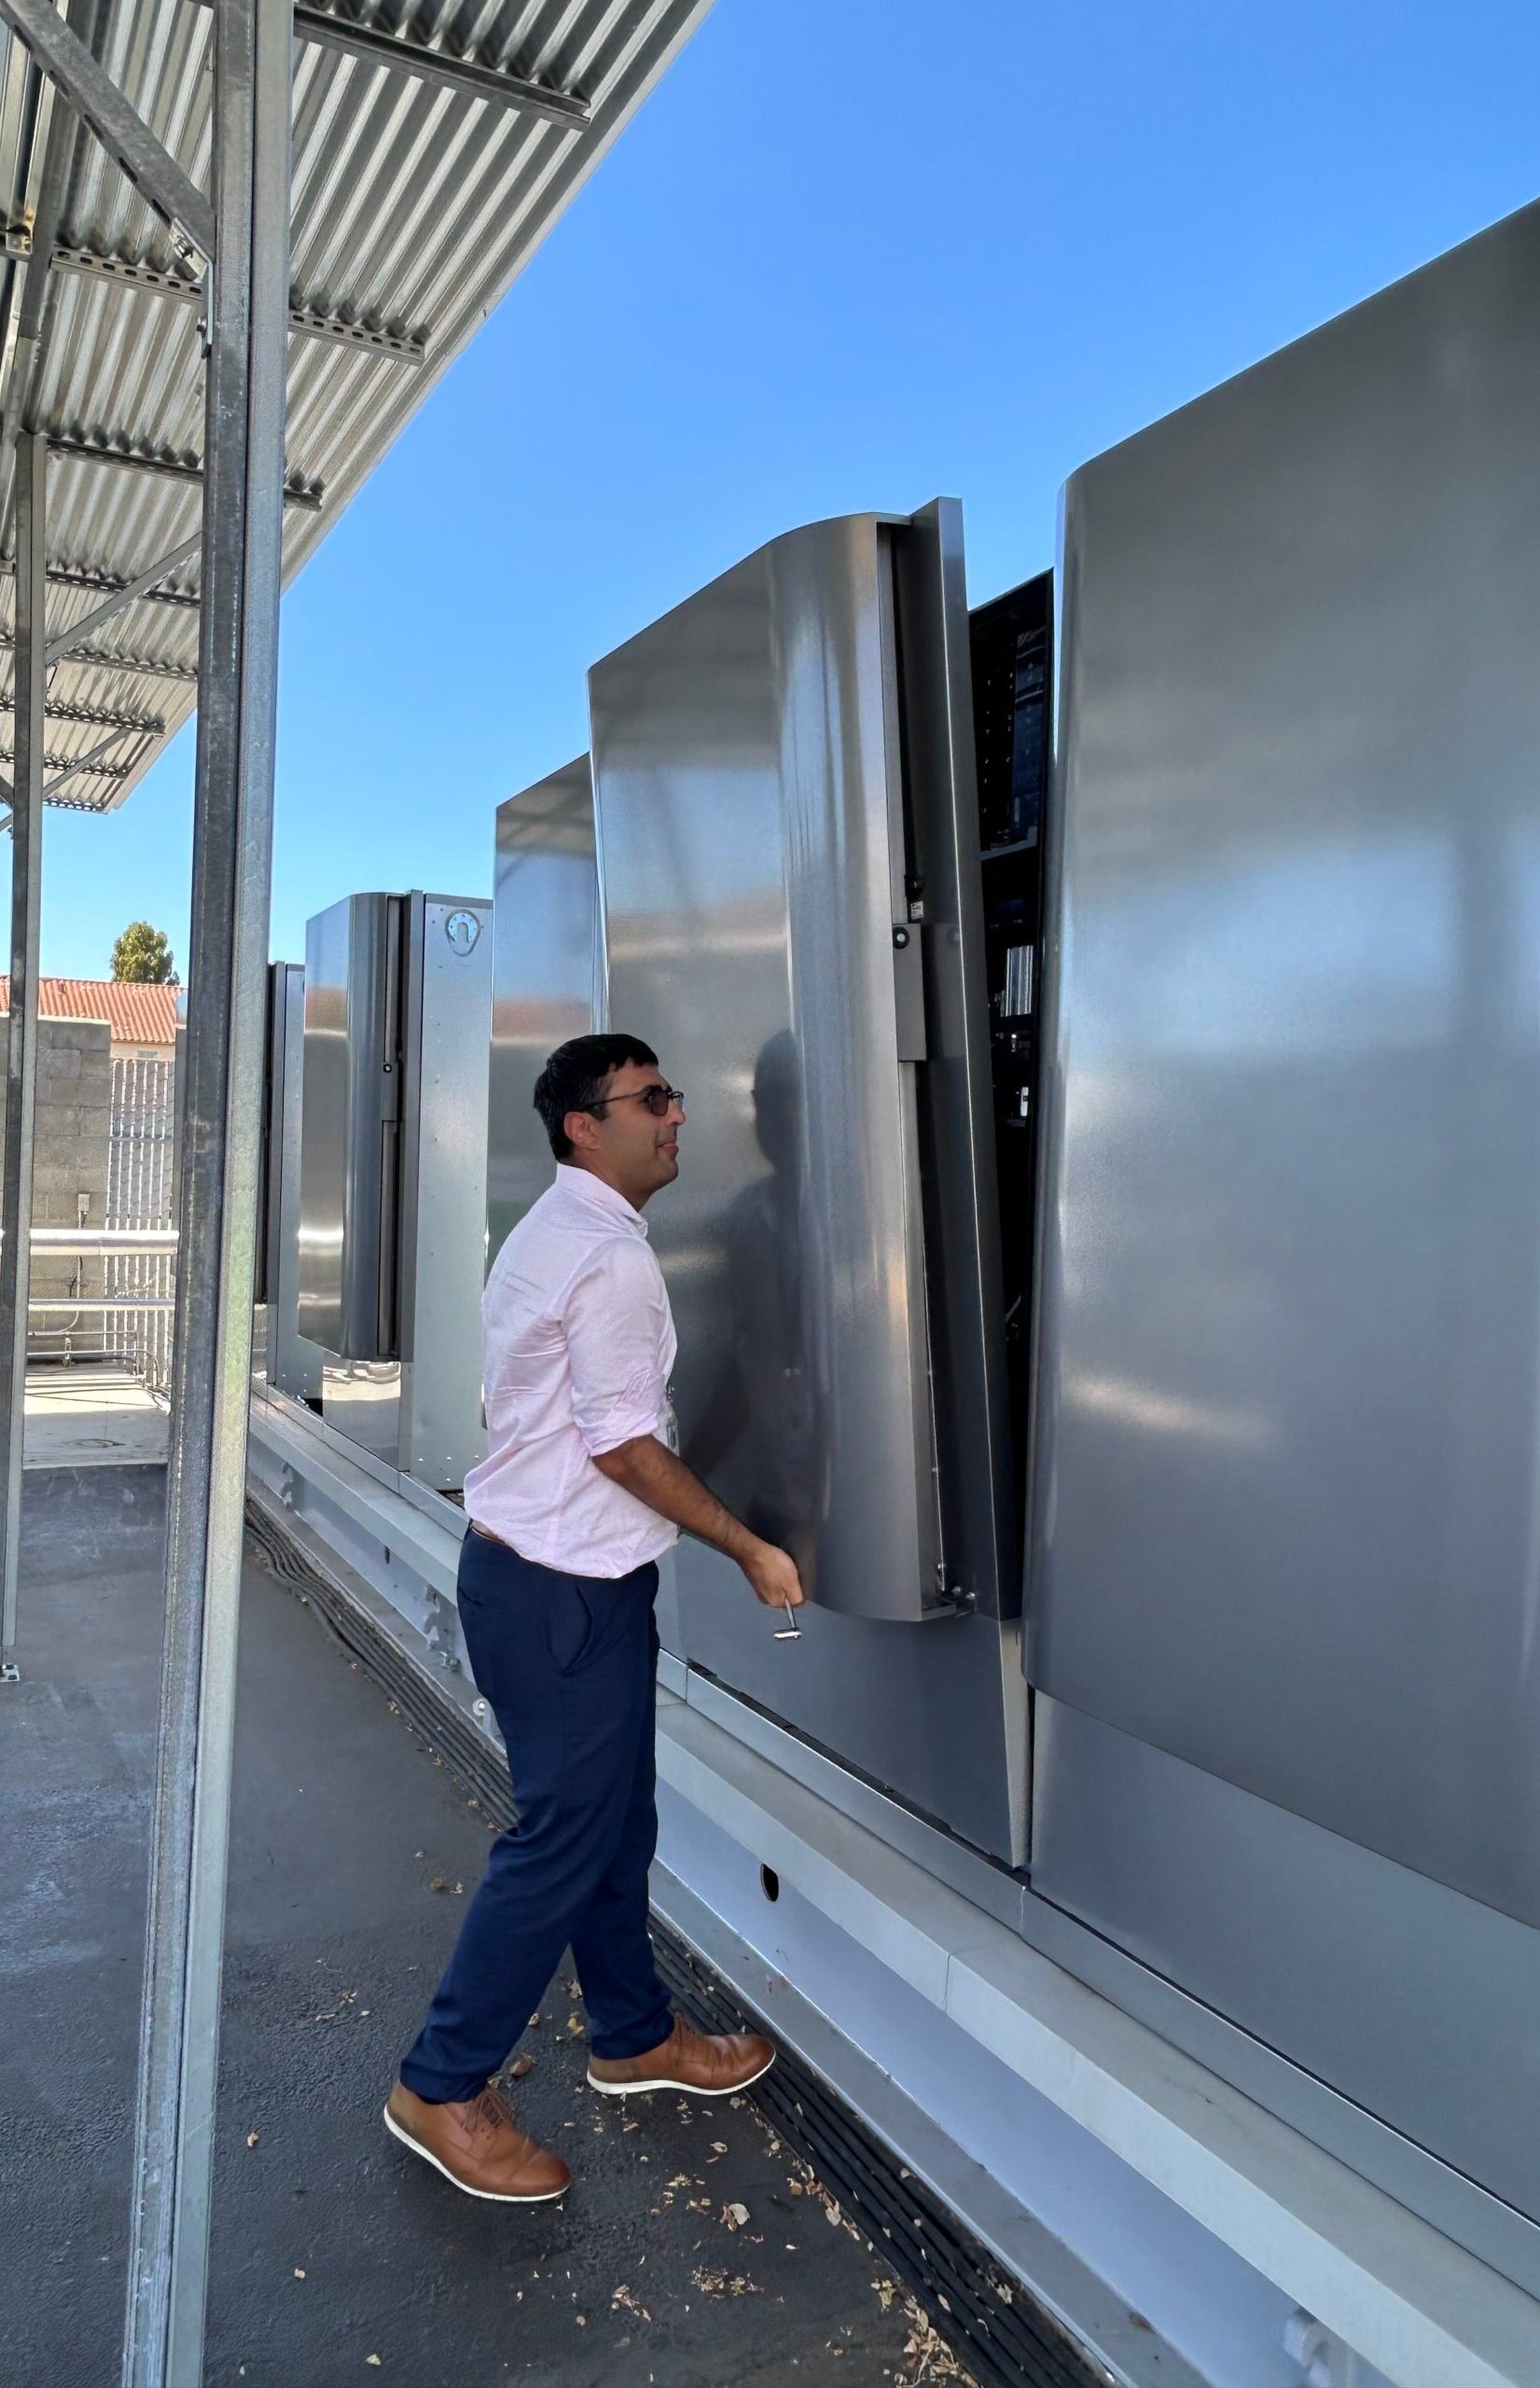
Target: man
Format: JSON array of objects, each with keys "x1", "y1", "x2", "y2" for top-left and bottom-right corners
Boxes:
[{"x1": 385, "y1": 1034, "x2": 805, "y2": 2203}]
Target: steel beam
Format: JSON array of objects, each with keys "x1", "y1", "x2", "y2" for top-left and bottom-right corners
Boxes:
[
  {"x1": 0, "y1": 552, "x2": 199, "y2": 613},
  {"x1": 3, "y1": 234, "x2": 428, "y2": 364},
  {"x1": 46, "y1": 534, "x2": 202, "y2": 662},
  {"x1": 292, "y1": 1, "x2": 588, "y2": 119},
  {"x1": 2, "y1": 233, "x2": 200, "y2": 299},
  {"x1": 0, "y1": 628, "x2": 197, "y2": 682},
  {"x1": 285, "y1": 296, "x2": 425, "y2": 364},
  {"x1": 46, "y1": 431, "x2": 322, "y2": 511},
  {"x1": 0, "y1": 738, "x2": 132, "y2": 779},
  {"x1": 42, "y1": 723, "x2": 134, "y2": 795},
  {"x1": 120, "y1": 0, "x2": 291, "y2": 2367},
  {"x1": 0, "y1": 0, "x2": 215, "y2": 261},
  {"x1": 0, "y1": 691, "x2": 166, "y2": 734},
  {"x1": 0, "y1": 431, "x2": 46, "y2": 1676},
  {"x1": 186, "y1": 0, "x2": 590, "y2": 121}
]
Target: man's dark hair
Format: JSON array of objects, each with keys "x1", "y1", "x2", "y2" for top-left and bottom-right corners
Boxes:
[{"x1": 534, "y1": 1034, "x2": 659, "y2": 1160}]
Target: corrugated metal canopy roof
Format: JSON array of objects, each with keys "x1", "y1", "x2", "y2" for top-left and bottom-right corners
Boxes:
[{"x1": 0, "y1": 0, "x2": 710, "y2": 812}]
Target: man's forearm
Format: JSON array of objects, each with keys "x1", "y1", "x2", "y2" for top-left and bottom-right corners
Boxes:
[{"x1": 594, "y1": 1434, "x2": 760, "y2": 1564}]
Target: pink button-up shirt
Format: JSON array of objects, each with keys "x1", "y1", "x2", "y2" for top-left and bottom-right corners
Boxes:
[{"x1": 464, "y1": 1164, "x2": 679, "y2": 1579}]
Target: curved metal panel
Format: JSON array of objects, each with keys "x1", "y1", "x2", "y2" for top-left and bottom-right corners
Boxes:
[
  {"x1": 259, "y1": 957, "x2": 320, "y2": 1401},
  {"x1": 488, "y1": 754, "x2": 598, "y2": 1268},
  {"x1": 1029, "y1": 200, "x2": 1540, "y2": 1928},
  {"x1": 590, "y1": 512, "x2": 942, "y2": 1622},
  {"x1": 298, "y1": 890, "x2": 398, "y2": 1363}
]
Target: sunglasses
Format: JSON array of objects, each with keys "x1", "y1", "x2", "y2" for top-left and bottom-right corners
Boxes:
[{"x1": 587, "y1": 1083, "x2": 684, "y2": 1119}]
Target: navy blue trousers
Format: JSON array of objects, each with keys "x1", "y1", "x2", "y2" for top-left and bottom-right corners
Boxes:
[{"x1": 399, "y1": 1529, "x2": 673, "y2": 2103}]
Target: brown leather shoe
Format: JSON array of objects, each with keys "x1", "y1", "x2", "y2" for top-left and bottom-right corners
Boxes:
[
  {"x1": 587, "y1": 2014, "x2": 775, "y2": 2098},
  {"x1": 383, "y1": 2080, "x2": 570, "y2": 2202}
]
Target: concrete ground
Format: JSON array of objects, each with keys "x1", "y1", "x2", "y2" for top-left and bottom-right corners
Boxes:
[
  {"x1": 22, "y1": 1362, "x2": 170, "y2": 1468},
  {"x1": 1, "y1": 1464, "x2": 933, "y2": 2388}
]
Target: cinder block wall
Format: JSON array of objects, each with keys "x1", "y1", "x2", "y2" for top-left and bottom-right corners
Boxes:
[{"x1": 0, "y1": 1018, "x2": 113, "y2": 1356}]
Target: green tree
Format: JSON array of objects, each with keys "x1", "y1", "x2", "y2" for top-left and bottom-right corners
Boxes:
[{"x1": 110, "y1": 922, "x2": 177, "y2": 983}]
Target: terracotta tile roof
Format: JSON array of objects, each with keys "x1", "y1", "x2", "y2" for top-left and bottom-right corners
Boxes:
[{"x1": 0, "y1": 977, "x2": 179, "y2": 1046}]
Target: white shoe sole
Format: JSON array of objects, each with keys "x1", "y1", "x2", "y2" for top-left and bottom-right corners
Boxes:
[
  {"x1": 586, "y1": 2049, "x2": 776, "y2": 2099},
  {"x1": 382, "y1": 2103, "x2": 569, "y2": 2202}
]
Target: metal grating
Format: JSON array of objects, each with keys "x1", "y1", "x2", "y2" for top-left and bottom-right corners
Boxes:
[
  {"x1": 652, "y1": 1934, "x2": 1111, "y2": 2388},
  {"x1": 0, "y1": 0, "x2": 714, "y2": 811},
  {"x1": 243, "y1": 1490, "x2": 1111, "y2": 2388},
  {"x1": 105, "y1": 1048, "x2": 173, "y2": 1393}
]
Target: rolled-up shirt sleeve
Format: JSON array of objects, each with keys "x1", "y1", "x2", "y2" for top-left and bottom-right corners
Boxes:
[{"x1": 563, "y1": 1239, "x2": 670, "y2": 1458}]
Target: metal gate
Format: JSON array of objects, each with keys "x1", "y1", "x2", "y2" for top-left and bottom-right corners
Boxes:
[{"x1": 106, "y1": 1055, "x2": 176, "y2": 1399}]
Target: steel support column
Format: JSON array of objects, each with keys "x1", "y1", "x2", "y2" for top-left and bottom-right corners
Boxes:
[
  {"x1": 119, "y1": 0, "x2": 290, "y2": 2372},
  {"x1": 0, "y1": 431, "x2": 47, "y2": 1677}
]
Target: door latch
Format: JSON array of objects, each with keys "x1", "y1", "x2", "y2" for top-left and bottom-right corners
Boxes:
[{"x1": 893, "y1": 923, "x2": 926, "y2": 1061}]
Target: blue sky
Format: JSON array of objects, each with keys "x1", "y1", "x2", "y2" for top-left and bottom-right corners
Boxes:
[{"x1": 30, "y1": 0, "x2": 1540, "y2": 979}]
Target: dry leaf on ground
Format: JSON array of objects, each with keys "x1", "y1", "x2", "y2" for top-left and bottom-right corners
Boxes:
[
  {"x1": 898, "y1": 2294, "x2": 979, "y2": 2385},
  {"x1": 690, "y1": 2267, "x2": 756, "y2": 2298}
]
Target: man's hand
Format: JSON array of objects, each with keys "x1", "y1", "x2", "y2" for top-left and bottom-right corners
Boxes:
[
  {"x1": 741, "y1": 1538, "x2": 805, "y2": 1611},
  {"x1": 593, "y1": 1433, "x2": 807, "y2": 1610}
]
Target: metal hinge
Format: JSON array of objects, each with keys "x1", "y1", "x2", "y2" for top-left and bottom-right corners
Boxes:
[{"x1": 931, "y1": 1565, "x2": 976, "y2": 1618}]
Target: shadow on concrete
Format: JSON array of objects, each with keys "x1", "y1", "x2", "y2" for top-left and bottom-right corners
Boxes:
[{"x1": 1, "y1": 1464, "x2": 922, "y2": 2386}]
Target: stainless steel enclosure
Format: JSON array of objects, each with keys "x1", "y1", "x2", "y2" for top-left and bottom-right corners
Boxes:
[
  {"x1": 298, "y1": 889, "x2": 492, "y2": 1490},
  {"x1": 257, "y1": 962, "x2": 319, "y2": 1404},
  {"x1": 591, "y1": 502, "x2": 1026, "y2": 1861},
  {"x1": 298, "y1": 894, "x2": 400, "y2": 1363},
  {"x1": 489, "y1": 757, "x2": 599, "y2": 1269},
  {"x1": 397, "y1": 894, "x2": 494, "y2": 1488},
  {"x1": 1030, "y1": 200, "x2": 1540, "y2": 2232}
]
